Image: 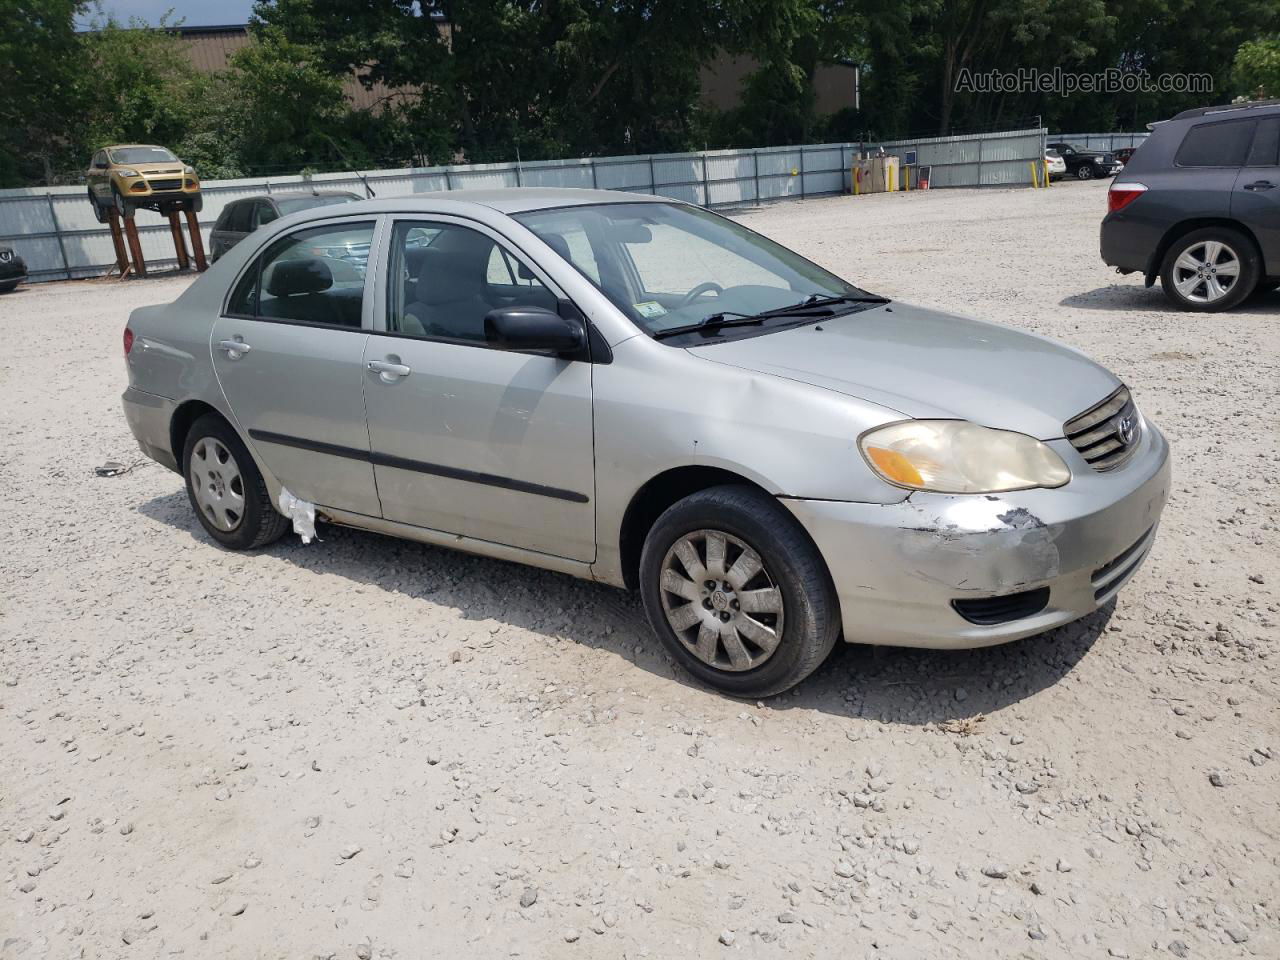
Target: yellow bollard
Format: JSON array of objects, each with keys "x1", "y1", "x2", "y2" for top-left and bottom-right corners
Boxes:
[
  {"x1": 1043, "y1": 159, "x2": 1051, "y2": 187},
  {"x1": 1029, "y1": 161, "x2": 1040, "y2": 188}
]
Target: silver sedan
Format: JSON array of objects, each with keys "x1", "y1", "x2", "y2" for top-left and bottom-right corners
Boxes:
[{"x1": 121, "y1": 189, "x2": 1169, "y2": 697}]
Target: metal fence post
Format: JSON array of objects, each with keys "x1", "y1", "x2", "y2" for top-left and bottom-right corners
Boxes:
[
  {"x1": 753, "y1": 150, "x2": 761, "y2": 203},
  {"x1": 45, "y1": 193, "x2": 71, "y2": 281},
  {"x1": 590, "y1": 158, "x2": 598, "y2": 189},
  {"x1": 648, "y1": 156, "x2": 656, "y2": 196},
  {"x1": 701, "y1": 151, "x2": 709, "y2": 207},
  {"x1": 976, "y1": 136, "x2": 984, "y2": 187},
  {"x1": 444, "y1": 167, "x2": 453, "y2": 191},
  {"x1": 799, "y1": 146, "x2": 806, "y2": 199}
]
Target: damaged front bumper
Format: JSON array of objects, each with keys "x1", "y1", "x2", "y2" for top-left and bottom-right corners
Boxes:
[{"x1": 782, "y1": 424, "x2": 1170, "y2": 649}]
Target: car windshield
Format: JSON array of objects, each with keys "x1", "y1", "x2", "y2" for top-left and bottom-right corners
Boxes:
[
  {"x1": 513, "y1": 202, "x2": 879, "y2": 339},
  {"x1": 109, "y1": 147, "x2": 178, "y2": 164},
  {"x1": 276, "y1": 195, "x2": 358, "y2": 216},
  {"x1": 1046, "y1": 149, "x2": 1061, "y2": 158}
]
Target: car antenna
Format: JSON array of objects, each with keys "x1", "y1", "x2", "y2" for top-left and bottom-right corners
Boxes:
[{"x1": 322, "y1": 134, "x2": 376, "y2": 199}]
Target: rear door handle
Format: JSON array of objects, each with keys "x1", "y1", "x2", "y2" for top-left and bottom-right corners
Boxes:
[
  {"x1": 216, "y1": 338, "x2": 251, "y2": 359},
  {"x1": 1244, "y1": 180, "x2": 1275, "y2": 191},
  {"x1": 368, "y1": 359, "x2": 412, "y2": 381}
]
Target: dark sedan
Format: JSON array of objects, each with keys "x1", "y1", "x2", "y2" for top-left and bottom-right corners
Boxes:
[
  {"x1": 1047, "y1": 142, "x2": 1124, "y2": 180},
  {"x1": 0, "y1": 245, "x2": 28, "y2": 292},
  {"x1": 209, "y1": 191, "x2": 360, "y2": 262}
]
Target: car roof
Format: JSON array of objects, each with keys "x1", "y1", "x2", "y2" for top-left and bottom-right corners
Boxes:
[
  {"x1": 1170, "y1": 99, "x2": 1280, "y2": 122},
  {"x1": 104, "y1": 144, "x2": 170, "y2": 151},
  {"x1": 277, "y1": 187, "x2": 674, "y2": 224}
]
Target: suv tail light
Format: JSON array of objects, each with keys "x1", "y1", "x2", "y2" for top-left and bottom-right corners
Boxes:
[
  {"x1": 123, "y1": 327, "x2": 134, "y2": 356},
  {"x1": 1108, "y1": 182, "x2": 1147, "y2": 213}
]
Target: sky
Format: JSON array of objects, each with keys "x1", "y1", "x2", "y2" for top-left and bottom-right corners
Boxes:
[{"x1": 78, "y1": 0, "x2": 258, "y2": 29}]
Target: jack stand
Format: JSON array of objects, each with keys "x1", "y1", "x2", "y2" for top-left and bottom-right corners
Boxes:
[
  {"x1": 122, "y1": 212, "x2": 147, "y2": 278},
  {"x1": 106, "y1": 212, "x2": 131, "y2": 278},
  {"x1": 184, "y1": 209, "x2": 208, "y2": 272},
  {"x1": 167, "y1": 210, "x2": 190, "y2": 270}
]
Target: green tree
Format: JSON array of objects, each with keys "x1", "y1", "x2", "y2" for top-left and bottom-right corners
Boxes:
[
  {"x1": 0, "y1": 0, "x2": 87, "y2": 186},
  {"x1": 1234, "y1": 35, "x2": 1280, "y2": 99}
]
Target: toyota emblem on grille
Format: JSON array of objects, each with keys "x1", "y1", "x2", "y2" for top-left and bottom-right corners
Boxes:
[
  {"x1": 1115, "y1": 413, "x2": 1136, "y2": 445},
  {"x1": 0, "y1": 251, "x2": 10, "y2": 263}
]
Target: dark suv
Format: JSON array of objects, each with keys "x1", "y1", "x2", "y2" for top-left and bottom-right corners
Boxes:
[
  {"x1": 1047, "y1": 142, "x2": 1124, "y2": 180},
  {"x1": 1101, "y1": 100, "x2": 1280, "y2": 311}
]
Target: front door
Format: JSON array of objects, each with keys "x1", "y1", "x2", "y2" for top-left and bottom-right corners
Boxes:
[
  {"x1": 211, "y1": 217, "x2": 382, "y2": 517},
  {"x1": 361, "y1": 218, "x2": 596, "y2": 562},
  {"x1": 1233, "y1": 116, "x2": 1280, "y2": 270}
]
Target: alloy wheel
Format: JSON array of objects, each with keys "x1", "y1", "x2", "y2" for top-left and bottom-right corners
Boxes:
[
  {"x1": 659, "y1": 529, "x2": 785, "y2": 672},
  {"x1": 1172, "y1": 240, "x2": 1240, "y2": 304},
  {"x1": 190, "y1": 437, "x2": 245, "y2": 532}
]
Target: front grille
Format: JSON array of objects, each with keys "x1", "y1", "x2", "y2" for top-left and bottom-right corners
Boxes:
[
  {"x1": 147, "y1": 179, "x2": 182, "y2": 191},
  {"x1": 1091, "y1": 527, "x2": 1154, "y2": 601},
  {"x1": 952, "y1": 587, "x2": 1050, "y2": 625},
  {"x1": 1064, "y1": 386, "x2": 1141, "y2": 471}
]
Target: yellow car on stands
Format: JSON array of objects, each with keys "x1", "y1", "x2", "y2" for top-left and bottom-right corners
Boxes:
[{"x1": 87, "y1": 145, "x2": 202, "y2": 223}]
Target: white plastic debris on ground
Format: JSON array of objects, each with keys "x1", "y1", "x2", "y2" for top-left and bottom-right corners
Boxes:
[{"x1": 277, "y1": 487, "x2": 317, "y2": 544}]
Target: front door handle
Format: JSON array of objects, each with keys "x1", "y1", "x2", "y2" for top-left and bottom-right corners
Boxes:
[
  {"x1": 217, "y1": 338, "x2": 251, "y2": 359},
  {"x1": 368, "y1": 358, "x2": 412, "y2": 382},
  {"x1": 1244, "y1": 180, "x2": 1275, "y2": 191}
]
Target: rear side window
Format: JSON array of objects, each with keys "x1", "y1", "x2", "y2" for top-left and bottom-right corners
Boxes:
[
  {"x1": 1246, "y1": 118, "x2": 1280, "y2": 166},
  {"x1": 1176, "y1": 120, "x2": 1256, "y2": 167},
  {"x1": 226, "y1": 220, "x2": 375, "y2": 328},
  {"x1": 227, "y1": 201, "x2": 253, "y2": 233}
]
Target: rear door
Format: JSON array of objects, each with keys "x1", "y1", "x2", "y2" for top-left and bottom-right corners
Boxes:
[
  {"x1": 1232, "y1": 116, "x2": 1280, "y2": 272},
  {"x1": 210, "y1": 216, "x2": 383, "y2": 516}
]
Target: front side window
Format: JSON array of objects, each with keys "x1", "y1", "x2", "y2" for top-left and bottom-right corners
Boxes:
[
  {"x1": 227, "y1": 221, "x2": 374, "y2": 328},
  {"x1": 386, "y1": 221, "x2": 557, "y2": 343},
  {"x1": 1245, "y1": 117, "x2": 1280, "y2": 167},
  {"x1": 514, "y1": 202, "x2": 874, "y2": 339},
  {"x1": 253, "y1": 200, "x2": 278, "y2": 229},
  {"x1": 1176, "y1": 120, "x2": 1256, "y2": 167}
]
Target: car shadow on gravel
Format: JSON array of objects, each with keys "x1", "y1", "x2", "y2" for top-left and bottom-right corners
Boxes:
[
  {"x1": 1061, "y1": 283, "x2": 1280, "y2": 312},
  {"x1": 140, "y1": 490, "x2": 1110, "y2": 724}
]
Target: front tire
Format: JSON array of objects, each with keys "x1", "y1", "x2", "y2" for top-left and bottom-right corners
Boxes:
[
  {"x1": 182, "y1": 414, "x2": 289, "y2": 550},
  {"x1": 1076, "y1": 165, "x2": 1095, "y2": 180},
  {"x1": 639, "y1": 485, "x2": 840, "y2": 698},
  {"x1": 1159, "y1": 227, "x2": 1259, "y2": 312}
]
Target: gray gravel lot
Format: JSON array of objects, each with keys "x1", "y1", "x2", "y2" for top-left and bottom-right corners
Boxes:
[{"x1": 2, "y1": 180, "x2": 1277, "y2": 959}]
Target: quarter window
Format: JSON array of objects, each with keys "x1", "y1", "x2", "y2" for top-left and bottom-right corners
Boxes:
[
  {"x1": 386, "y1": 221, "x2": 558, "y2": 343},
  {"x1": 226, "y1": 221, "x2": 375, "y2": 328},
  {"x1": 1176, "y1": 120, "x2": 1256, "y2": 167}
]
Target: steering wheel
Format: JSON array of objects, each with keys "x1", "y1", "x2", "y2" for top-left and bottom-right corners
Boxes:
[{"x1": 677, "y1": 282, "x2": 724, "y2": 309}]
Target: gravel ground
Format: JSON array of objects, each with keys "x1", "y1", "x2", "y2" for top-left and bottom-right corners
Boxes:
[{"x1": 2, "y1": 180, "x2": 1277, "y2": 960}]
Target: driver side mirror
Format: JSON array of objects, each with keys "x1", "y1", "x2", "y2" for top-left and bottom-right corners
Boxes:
[{"x1": 484, "y1": 305, "x2": 586, "y2": 354}]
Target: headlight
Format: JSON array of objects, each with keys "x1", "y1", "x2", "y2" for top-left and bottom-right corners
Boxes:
[
  {"x1": 117, "y1": 168, "x2": 140, "y2": 178},
  {"x1": 184, "y1": 165, "x2": 195, "y2": 175},
  {"x1": 859, "y1": 420, "x2": 1070, "y2": 494}
]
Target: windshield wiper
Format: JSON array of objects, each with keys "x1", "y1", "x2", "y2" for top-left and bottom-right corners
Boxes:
[{"x1": 651, "y1": 293, "x2": 890, "y2": 340}]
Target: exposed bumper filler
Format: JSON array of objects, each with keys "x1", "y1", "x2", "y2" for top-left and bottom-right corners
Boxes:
[{"x1": 782, "y1": 424, "x2": 1170, "y2": 649}]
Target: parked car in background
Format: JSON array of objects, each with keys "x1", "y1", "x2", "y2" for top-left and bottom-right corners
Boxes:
[
  {"x1": 1102, "y1": 99, "x2": 1280, "y2": 311},
  {"x1": 1047, "y1": 142, "x2": 1124, "y2": 180},
  {"x1": 1113, "y1": 147, "x2": 1138, "y2": 166},
  {"x1": 210, "y1": 192, "x2": 361, "y2": 262},
  {"x1": 1045, "y1": 149, "x2": 1067, "y2": 180},
  {"x1": 87, "y1": 145, "x2": 201, "y2": 222},
  {"x1": 0, "y1": 245, "x2": 28, "y2": 292},
  {"x1": 121, "y1": 188, "x2": 1169, "y2": 697}
]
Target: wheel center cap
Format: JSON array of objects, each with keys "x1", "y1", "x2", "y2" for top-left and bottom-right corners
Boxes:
[{"x1": 711, "y1": 590, "x2": 730, "y2": 611}]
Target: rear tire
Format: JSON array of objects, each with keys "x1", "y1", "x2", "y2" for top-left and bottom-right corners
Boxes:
[
  {"x1": 182, "y1": 414, "x2": 289, "y2": 550},
  {"x1": 0, "y1": 280, "x2": 19, "y2": 293},
  {"x1": 1159, "y1": 227, "x2": 1259, "y2": 312},
  {"x1": 89, "y1": 189, "x2": 107, "y2": 224},
  {"x1": 639, "y1": 485, "x2": 840, "y2": 698}
]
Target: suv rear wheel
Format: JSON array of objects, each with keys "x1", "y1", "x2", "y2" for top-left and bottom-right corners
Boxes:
[
  {"x1": 1159, "y1": 227, "x2": 1260, "y2": 312},
  {"x1": 639, "y1": 485, "x2": 840, "y2": 698}
]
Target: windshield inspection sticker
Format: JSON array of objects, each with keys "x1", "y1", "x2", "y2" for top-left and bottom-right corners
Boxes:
[{"x1": 634, "y1": 301, "x2": 668, "y2": 319}]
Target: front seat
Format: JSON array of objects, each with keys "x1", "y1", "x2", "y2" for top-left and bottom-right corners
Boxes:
[{"x1": 403, "y1": 248, "x2": 491, "y2": 341}]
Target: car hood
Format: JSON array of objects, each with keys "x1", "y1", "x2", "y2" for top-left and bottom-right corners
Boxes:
[
  {"x1": 133, "y1": 164, "x2": 185, "y2": 176},
  {"x1": 686, "y1": 301, "x2": 1121, "y2": 439}
]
